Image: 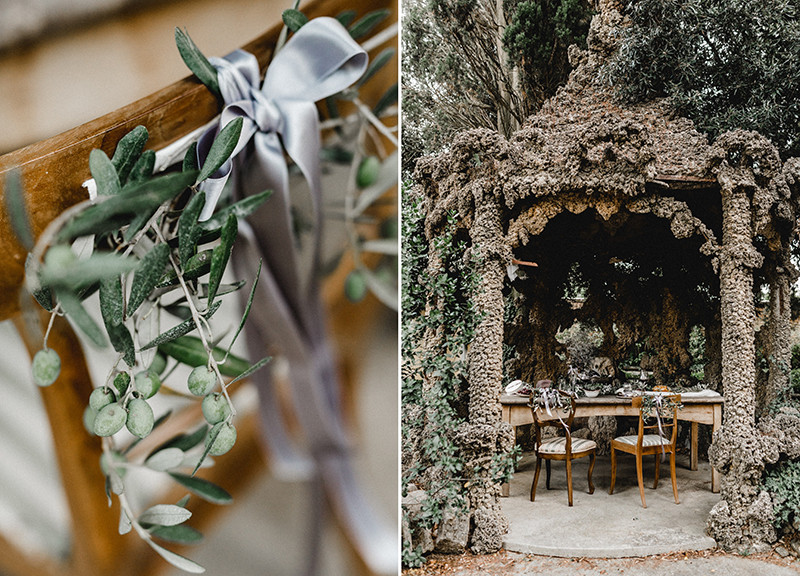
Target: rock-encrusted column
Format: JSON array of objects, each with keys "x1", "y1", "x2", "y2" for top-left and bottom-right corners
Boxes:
[
  {"x1": 707, "y1": 140, "x2": 780, "y2": 552},
  {"x1": 461, "y1": 191, "x2": 514, "y2": 554},
  {"x1": 763, "y1": 262, "x2": 792, "y2": 414}
]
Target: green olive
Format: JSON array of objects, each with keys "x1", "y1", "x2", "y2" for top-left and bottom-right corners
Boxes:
[
  {"x1": 344, "y1": 270, "x2": 368, "y2": 302},
  {"x1": 205, "y1": 422, "x2": 237, "y2": 456},
  {"x1": 89, "y1": 386, "x2": 116, "y2": 412},
  {"x1": 126, "y1": 398, "x2": 154, "y2": 439},
  {"x1": 32, "y1": 348, "x2": 61, "y2": 387},
  {"x1": 44, "y1": 245, "x2": 76, "y2": 269},
  {"x1": 134, "y1": 370, "x2": 161, "y2": 399},
  {"x1": 83, "y1": 405, "x2": 97, "y2": 435},
  {"x1": 202, "y1": 393, "x2": 232, "y2": 424},
  {"x1": 188, "y1": 366, "x2": 217, "y2": 396},
  {"x1": 93, "y1": 402, "x2": 127, "y2": 437},
  {"x1": 356, "y1": 155, "x2": 381, "y2": 188},
  {"x1": 149, "y1": 353, "x2": 168, "y2": 375}
]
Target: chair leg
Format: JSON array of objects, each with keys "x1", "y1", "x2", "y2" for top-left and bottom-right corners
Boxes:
[
  {"x1": 587, "y1": 452, "x2": 596, "y2": 494},
  {"x1": 609, "y1": 448, "x2": 617, "y2": 495},
  {"x1": 566, "y1": 457, "x2": 574, "y2": 507},
  {"x1": 545, "y1": 459, "x2": 552, "y2": 490},
  {"x1": 531, "y1": 457, "x2": 542, "y2": 502},
  {"x1": 636, "y1": 452, "x2": 647, "y2": 508},
  {"x1": 670, "y1": 451, "x2": 680, "y2": 504},
  {"x1": 653, "y1": 453, "x2": 660, "y2": 489}
]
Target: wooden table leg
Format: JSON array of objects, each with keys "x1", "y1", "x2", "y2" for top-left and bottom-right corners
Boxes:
[
  {"x1": 501, "y1": 405, "x2": 513, "y2": 497},
  {"x1": 690, "y1": 422, "x2": 699, "y2": 471},
  {"x1": 711, "y1": 405, "x2": 721, "y2": 493}
]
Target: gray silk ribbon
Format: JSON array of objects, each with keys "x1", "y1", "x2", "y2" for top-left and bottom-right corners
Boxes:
[{"x1": 191, "y1": 18, "x2": 394, "y2": 575}]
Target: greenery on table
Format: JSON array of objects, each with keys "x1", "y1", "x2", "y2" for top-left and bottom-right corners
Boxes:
[
  {"x1": 603, "y1": 0, "x2": 800, "y2": 160},
  {"x1": 10, "y1": 6, "x2": 397, "y2": 573}
]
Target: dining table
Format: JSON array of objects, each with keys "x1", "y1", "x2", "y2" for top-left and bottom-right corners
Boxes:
[{"x1": 500, "y1": 390, "x2": 724, "y2": 493}]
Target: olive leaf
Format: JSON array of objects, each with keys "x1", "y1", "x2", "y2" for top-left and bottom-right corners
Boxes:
[
  {"x1": 359, "y1": 238, "x2": 398, "y2": 255},
  {"x1": 4, "y1": 169, "x2": 33, "y2": 251},
  {"x1": 197, "y1": 117, "x2": 244, "y2": 183},
  {"x1": 128, "y1": 149, "x2": 156, "y2": 184},
  {"x1": 225, "y1": 356, "x2": 271, "y2": 388},
  {"x1": 183, "y1": 142, "x2": 199, "y2": 172},
  {"x1": 138, "y1": 504, "x2": 192, "y2": 527},
  {"x1": 150, "y1": 524, "x2": 203, "y2": 545},
  {"x1": 41, "y1": 252, "x2": 138, "y2": 291},
  {"x1": 179, "y1": 192, "x2": 206, "y2": 267},
  {"x1": 145, "y1": 448, "x2": 186, "y2": 472},
  {"x1": 175, "y1": 27, "x2": 220, "y2": 99},
  {"x1": 150, "y1": 426, "x2": 208, "y2": 457},
  {"x1": 146, "y1": 540, "x2": 206, "y2": 574},
  {"x1": 157, "y1": 250, "x2": 212, "y2": 288},
  {"x1": 90, "y1": 149, "x2": 121, "y2": 196},
  {"x1": 119, "y1": 509, "x2": 132, "y2": 535},
  {"x1": 336, "y1": 9, "x2": 357, "y2": 27},
  {"x1": 199, "y1": 190, "x2": 272, "y2": 231},
  {"x1": 56, "y1": 288, "x2": 107, "y2": 348},
  {"x1": 348, "y1": 9, "x2": 390, "y2": 40},
  {"x1": 191, "y1": 424, "x2": 221, "y2": 476},
  {"x1": 357, "y1": 47, "x2": 395, "y2": 87},
  {"x1": 168, "y1": 472, "x2": 233, "y2": 505},
  {"x1": 373, "y1": 82, "x2": 398, "y2": 116},
  {"x1": 58, "y1": 171, "x2": 197, "y2": 241},
  {"x1": 99, "y1": 277, "x2": 124, "y2": 326},
  {"x1": 99, "y1": 277, "x2": 135, "y2": 365},
  {"x1": 111, "y1": 125, "x2": 149, "y2": 185},
  {"x1": 157, "y1": 336, "x2": 251, "y2": 376},
  {"x1": 139, "y1": 300, "x2": 221, "y2": 350},
  {"x1": 207, "y1": 214, "x2": 237, "y2": 307},
  {"x1": 128, "y1": 243, "x2": 170, "y2": 316},
  {"x1": 226, "y1": 259, "x2": 261, "y2": 357},
  {"x1": 282, "y1": 9, "x2": 308, "y2": 32}
]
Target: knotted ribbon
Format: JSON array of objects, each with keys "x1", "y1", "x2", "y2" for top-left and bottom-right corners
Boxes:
[{"x1": 190, "y1": 18, "x2": 394, "y2": 575}]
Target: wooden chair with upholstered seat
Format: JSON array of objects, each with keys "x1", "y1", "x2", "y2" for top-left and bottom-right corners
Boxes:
[
  {"x1": 609, "y1": 394, "x2": 682, "y2": 508},
  {"x1": 529, "y1": 389, "x2": 596, "y2": 506}
]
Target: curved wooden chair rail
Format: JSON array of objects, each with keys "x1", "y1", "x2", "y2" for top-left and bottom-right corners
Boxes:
[{"x1": 0, "y1": 0, "x2": 396, "y2": 575}]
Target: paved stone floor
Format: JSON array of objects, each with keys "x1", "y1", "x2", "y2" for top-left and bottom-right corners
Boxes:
[{"x1": 503, "y1": 451, "x2": 719, "y2": 558}]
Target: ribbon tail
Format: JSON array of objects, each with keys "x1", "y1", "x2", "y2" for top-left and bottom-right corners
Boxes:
[{"x1": 279, "y1": 100, "x2": 326, "y2": 321}]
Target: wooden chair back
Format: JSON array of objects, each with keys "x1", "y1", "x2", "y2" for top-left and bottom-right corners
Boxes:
[{"x1": 632, "y1": 394, "x2": 681, "y2": 450}]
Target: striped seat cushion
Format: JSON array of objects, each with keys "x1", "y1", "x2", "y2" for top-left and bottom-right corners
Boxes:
[
  {"x1": 615, "y1": 434, "x2": 670, "y2": 447},
  {"x1": 538, "y1": 437, "x2": 597, "y2": 454}
]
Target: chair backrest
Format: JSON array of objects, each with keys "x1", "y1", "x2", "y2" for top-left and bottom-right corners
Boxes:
[
  {"x1": 530, "y1": 389, "x2": 576, "y2": 430},
  {"x1": 632, "y1": 394, "x2": 681, "y2": 447}
]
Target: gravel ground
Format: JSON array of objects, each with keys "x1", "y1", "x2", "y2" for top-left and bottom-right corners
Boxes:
[{"x1": 404, "y1": 548, "x2": 800, "y2": 576}]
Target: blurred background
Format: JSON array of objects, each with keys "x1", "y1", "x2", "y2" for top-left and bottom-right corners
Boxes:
[{"x1": 0, "y1": 0, "x2": 398, "y2": 574}]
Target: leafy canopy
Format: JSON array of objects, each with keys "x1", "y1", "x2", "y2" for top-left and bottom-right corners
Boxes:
[{"x1": 604, "y1": 0, "x2": 800, "y2": 159}]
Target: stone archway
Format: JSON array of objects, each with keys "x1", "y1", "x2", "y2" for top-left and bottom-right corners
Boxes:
[{"x1": 407, "y1": 1, "x2": 800, "y2": 557}]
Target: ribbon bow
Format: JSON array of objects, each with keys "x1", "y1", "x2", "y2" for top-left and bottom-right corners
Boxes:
[{"x1": 197, "y1": 17, "x2": 367, "y2": 219}]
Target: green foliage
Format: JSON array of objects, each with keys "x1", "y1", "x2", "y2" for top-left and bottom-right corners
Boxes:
[
  {"x1": 762, "y1": 457, "x2": 800, "y2": 531},
  {"x1": 175, "y1": 26, "x2": 220, "y2": 98},
  {"x1": 604, "y1": 0, "x2": 800, "y2": 159},
  {"x1": 502, "y1": 0, "x2": 592, "y2": 105},
  {"x1": 402, "y1": 0, "x2": 591, "y2": 175},
  {"x1": 402, "y1": 186, "x2": 514, "y2": 565}
]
